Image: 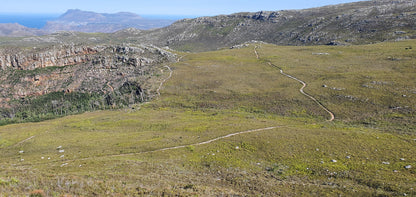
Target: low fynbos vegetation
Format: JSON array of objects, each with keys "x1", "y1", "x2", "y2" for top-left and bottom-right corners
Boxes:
[
  {"x1": 0, "y1": 40, "x2": 415, "y2": 196},
  {"x1": 256, "y1": 40, "x2": 415, "y2": 133}
]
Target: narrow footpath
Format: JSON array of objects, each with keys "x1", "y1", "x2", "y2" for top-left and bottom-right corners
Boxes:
[
  {"x1": 15, "y1": 46, "x2": 335, "y2": 167},
  {"x1": 254, "y1": 46, "x2": 335, "y2": 121}
]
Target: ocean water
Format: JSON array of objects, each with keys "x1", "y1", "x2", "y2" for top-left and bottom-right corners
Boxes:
[
  {"x1": 0, "y1": 14, "x2": 59, "y2": 28},
  {"x1": 0, "y1": 14, "x2": 197, "y2": 29}
]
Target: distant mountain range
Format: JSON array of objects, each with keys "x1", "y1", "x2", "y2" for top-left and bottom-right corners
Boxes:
[
  {"x1": 0, "y1": 9, "x2": 175, "y2": 36},
  {"x1": 1, "y1": 0, "x2": 415, "y2": 50},
  {"x1": 42, "y1": 9, "x2": 174, "y2": 33}
]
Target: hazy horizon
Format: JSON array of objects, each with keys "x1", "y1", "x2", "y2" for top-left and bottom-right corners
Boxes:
[
  {"x1": 0, "y1": 0, "x2": 365, "y2": 29},
  {"x1": 1, "y1": 0, "x2": 364, "y2": 16},
  {"x1": 0, "y1": 12, "x2": 197, "y2": 28}
]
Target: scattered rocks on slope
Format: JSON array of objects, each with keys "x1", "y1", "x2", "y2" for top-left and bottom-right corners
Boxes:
[{"x1": 135, "y1": 0, "x2": 416, "y2": 51}]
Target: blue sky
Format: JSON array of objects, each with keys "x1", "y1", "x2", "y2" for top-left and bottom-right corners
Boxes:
[{"x1": 1, "y1": 0, "x2": 364, "y2": 16}]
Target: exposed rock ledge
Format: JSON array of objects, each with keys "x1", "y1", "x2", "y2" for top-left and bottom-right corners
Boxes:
[
  {"x1": 0, "y1": 44, "x2": 176, "y2": 108},
  {"x1": 0, "y1": 45, "x2": 104, "y2": 70},
  {"x1": 0, "y1": 45, "x2": 175, "y2": 71}
]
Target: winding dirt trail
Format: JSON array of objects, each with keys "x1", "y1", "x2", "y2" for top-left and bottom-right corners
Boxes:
[
  {"x1": 24, "y1": 126, "x2": 280, "y2": 167},
  {"x1": 15, "y1": 45, "x2": 334, "y2": 166},
  {"x1": 15, "y1": 54, "x2": 282, "y2": 166},
  {"x1": 156, "y1": 55, "x2": 187, "y2": 97},
  {"x1": 156, "y1": 65, "x2": 173, "y2": 97},
  {"x1": 75, "y1": 127, "x2": 279, "y2": 162},
  {"x1": 12, "y1": 136, "x2": 35, "y2": 148},
  {"x1": 13, "y1": 48, "x2": 334, "y2": 166},
  {"x1": 254, "y1": 46, "x2": 335, "y2": 121},
  {"x1": 106, "y1": 127, "x2": 279, "y2": 158}
]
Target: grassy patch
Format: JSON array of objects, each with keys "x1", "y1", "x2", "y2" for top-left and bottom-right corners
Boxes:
[
  {"x1": 0, "y1": 40, "x2": 415, "y2": 196},
  {"x1": 256, "y1": 40, "x2": 416, "y2": 133}
]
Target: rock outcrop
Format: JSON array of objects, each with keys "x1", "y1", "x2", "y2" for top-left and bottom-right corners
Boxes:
[
  {"x1": 133, "y1": 0, "x2": 416, "y2": 51},
  {"x1": 0, "y1": 45, "x2": 104, "y2": 70},
  {"x1": 0, "y1": 44, "x2": 176, "y2": 109}
]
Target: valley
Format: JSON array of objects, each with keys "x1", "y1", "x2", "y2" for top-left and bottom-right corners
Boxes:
[
  {"x1": 0, "y1": 40, "x2": 415, "y2": 196},
  {"x1": 0, "y1": 0, "x2": 415, "y2": 196}
]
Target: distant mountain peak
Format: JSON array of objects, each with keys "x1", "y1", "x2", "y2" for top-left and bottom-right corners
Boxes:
[
  {"x1": 57, "y1": 9, "x2": 142, "y2": 22},
  {"x1": 58, "y1": 9, "x2": 106, "y2": 22},
  {"x1": 42, "y1": 9, "x2": 172, "y2": 33}
]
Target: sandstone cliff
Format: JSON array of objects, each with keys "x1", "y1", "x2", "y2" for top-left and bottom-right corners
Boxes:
[
  {"x1": 0, "y1": 44, "x2": 176, "y2": 114},
  {"x1": 0, "y1": 45, "x2": 103, "y2": 70},
  {"x1": 0, "y1": 45, "x2": 169, "y2": 70}
]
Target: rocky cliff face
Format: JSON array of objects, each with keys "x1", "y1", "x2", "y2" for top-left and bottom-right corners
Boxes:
[
  {"x1": 0, "y1": 44, "x2": 176, "y2": 110},
  {"x1": 0, "y1": 45, "x2": 103, "y2": 70},
  {"x1": 134, "y1": 0, "x2": 416, "y2": 51},
  {"x1": 0, "y1": 45, "x2": 169, "y2": 70}
]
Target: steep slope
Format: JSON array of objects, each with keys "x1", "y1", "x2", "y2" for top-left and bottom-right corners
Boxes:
[
  {"x1": 133, "y1": 0, "x2": 416, "y2": 51},
  {"x1": 43, "y1": 9, "x2": 174, "y2": 33},
  {"x1": 0, "y1": 43, "x2": 176, "y2": 123}
]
